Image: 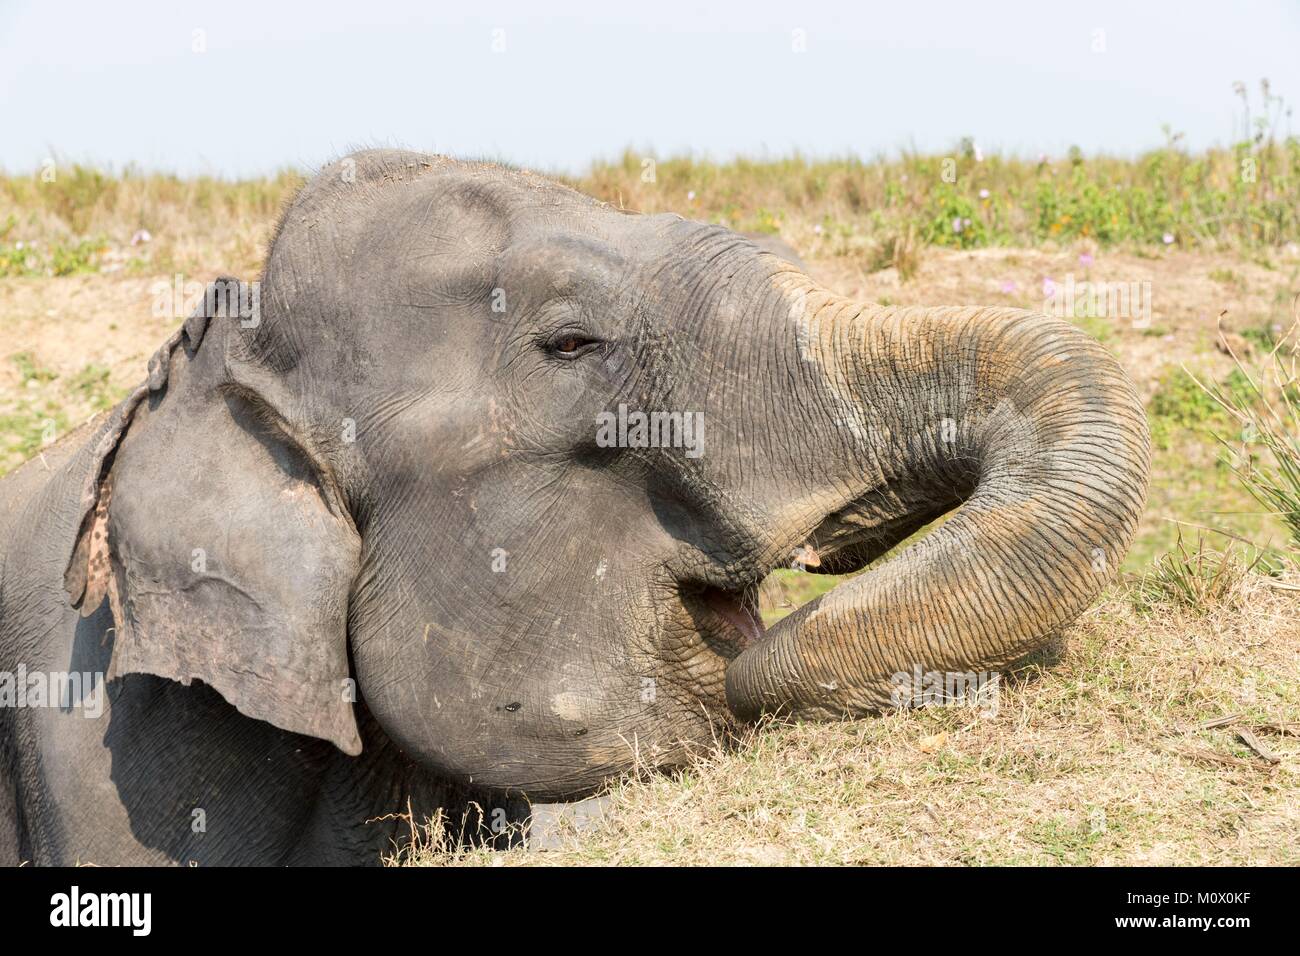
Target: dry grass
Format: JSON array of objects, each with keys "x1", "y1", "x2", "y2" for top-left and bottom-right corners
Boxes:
[
  {"x1": 1138, "y1": 530, "x2": 1268, "y2": 611},
  {"x1": 1, "y1": 166, "x2": 300, "y2": 278},
  {"x1": 1193, "y1": 319, "x2": 1300, "y2": 551},
  {"x1": 573, "y1": 139, "x2": 1300, "y2": 255},
  {"x1": 409, "y1": 572, "x2": 1299, "y2": 867}
]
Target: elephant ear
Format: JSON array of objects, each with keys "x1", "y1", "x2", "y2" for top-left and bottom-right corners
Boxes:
[{"x1": 64, "y1": 279, "x2": 363, "y2": 755}]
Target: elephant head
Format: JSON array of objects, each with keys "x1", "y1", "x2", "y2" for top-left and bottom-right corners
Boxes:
[{"x1": 64, "y1": 150, "x2": 1149, "y2": 800}]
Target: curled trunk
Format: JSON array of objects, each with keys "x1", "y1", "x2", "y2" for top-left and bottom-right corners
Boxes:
[{"x1": 726, "y1": 287, "x2": 1150, "y2": 719}]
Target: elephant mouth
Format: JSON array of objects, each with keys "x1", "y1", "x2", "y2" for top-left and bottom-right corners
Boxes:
[{"x1": 680, "y1": 583, "x2": 765, "y2": 659}]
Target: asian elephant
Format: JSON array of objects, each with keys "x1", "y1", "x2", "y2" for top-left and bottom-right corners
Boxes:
[
  {"x1": 739, "y1": 232, "x2": 807, "y2": 270},
  {"x1": 0, "y1": 150, "x2": 1149, "y2": 865}
]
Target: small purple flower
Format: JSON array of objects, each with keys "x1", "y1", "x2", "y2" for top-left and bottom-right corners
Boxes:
[
  {"x1": 687, "y1": 190, "x2": 696, "y2": 202},
  {"x1": 1000, "y1": 280, "x2": 1017, "y2": 294},
  {"x1": 813, "y1": 223, "x2": 823, "y2": 235},
  {"x1": 130, "y1": 229, "x2": 152, "y2": 246},
  {"x1": 1042, "y1": 277, "x2": 1056, "y2": 298},
  {"x1": 952, "y1": 217, "x2": 964, "y2": 234},
  {"x1": 978, "y1": 188, "x2": 990, "y2": 199},
  {"x1": 1162, "y1": 232, "x2": 1175, "y2": 245},
  {"x1": 1079, "y1": 252, "x2": 1094, "y2": 267}
]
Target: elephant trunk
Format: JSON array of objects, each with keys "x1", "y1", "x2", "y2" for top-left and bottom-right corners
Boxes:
[{"x1": 725, "y1": 283, "x2": 1150, "y2": 720}]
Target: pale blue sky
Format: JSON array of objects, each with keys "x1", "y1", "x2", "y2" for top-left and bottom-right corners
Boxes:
[{"x1": 2, "y1": 0, "x2": 1298, "y2": 177}]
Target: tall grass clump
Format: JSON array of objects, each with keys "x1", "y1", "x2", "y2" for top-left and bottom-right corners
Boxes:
[
  {"x1": 1137, "y1": 529, "x2": 1262, "y2": 612},
  {"x1": 1190, "y1": 319, "x2": 1300, "y2": 557}
]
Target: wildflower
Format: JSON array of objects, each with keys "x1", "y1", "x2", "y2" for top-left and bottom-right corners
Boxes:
[
  {"x1": 952, "y1": 218, "x2": 964, "y2": 234},
  {"x1": 1079, "y1": 252, "x2": 1094, "y2": 267},
  {"x1": 1000, "y1": 280, "x2": 1017, "y2": 294},
  {"x1": 687, "y1": 190, "x2": 696, "y2": 202},
  {"x1": 978, "y1": 189, "x2": 989, "y2": 199},
  {"x1": 813, "y1": 224, "x2": 823, "y2": 235},
  {"x1": 1162, "y1": 232, "x2": 1175, "y2": 245},
  {"x1": 1042, "y1": 277, "x2": 1056, "y2": 298},
  {"x1": 130, "y1": 229, "x2": 152, "y2": 246}
]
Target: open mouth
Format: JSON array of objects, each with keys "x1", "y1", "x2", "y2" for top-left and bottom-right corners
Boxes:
[{"x1": 680, "y1": 583, "x2": 766, "y2": 658}]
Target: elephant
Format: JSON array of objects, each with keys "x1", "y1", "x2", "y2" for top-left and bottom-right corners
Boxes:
[
  {"x1": 738, "y1": 232, "x2": 807, "y2": 270},
  {"x1": 0, "y1": 150, "x2": 1149, "y2": 865}
]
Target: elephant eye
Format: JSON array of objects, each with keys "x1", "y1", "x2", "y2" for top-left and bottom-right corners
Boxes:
[{"x1": 544, "y1": 331, "x2": 603, "y2": 359}]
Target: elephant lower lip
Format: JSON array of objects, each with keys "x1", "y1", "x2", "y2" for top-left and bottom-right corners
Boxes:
[{"x1": 700, "y1": 587, "x2": 765, "y2": 648}]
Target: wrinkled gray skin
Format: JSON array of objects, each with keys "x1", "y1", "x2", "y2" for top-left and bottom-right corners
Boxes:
[{"x1": 0, "y1": 151, "x2": 1149, "y2": 865}]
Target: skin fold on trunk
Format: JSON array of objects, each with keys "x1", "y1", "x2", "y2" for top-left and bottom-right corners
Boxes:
[{"x1": 726, "y1": 276, "x2": 1151, "y2": 720}]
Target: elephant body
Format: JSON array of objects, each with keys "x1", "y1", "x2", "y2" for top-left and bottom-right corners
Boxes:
[{"x1": 0, "y1": 152, "x2": 1148, "y2": 865}]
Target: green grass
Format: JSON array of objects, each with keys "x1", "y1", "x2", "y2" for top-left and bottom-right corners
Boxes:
[
  {"x1": 67, "y1": 363, "x2": 117, "y2": 411},
  {"x1": 1209, "y1": 267, "x2": 1245, "y2": 287},
  {"x1": 0, "y1": 236, "x2": 108, "y2": 277},
  {"x1": 1147, "y1": 367, "x2": 1254, "y2": 450},
  {"x1": 9, "y1": 351, "x2": 57, "y2": 385},
  {"x1": 1136, "y1": 531, "x2": 1262, "y2": 612},
  {"x1": 0, "y1": 356, "x2": 127, "y2": 474},
  {"x1": 0, "y1": 164, "x2": 302, "y2": 237},
  {"x1": 4, "y1": 134, "x2": 1300, "y2": 283},
  {"x1": 574, "y1": 138, "x2": 1300, "y2": 253},
  {"x1": 0, "y1": 400, "x2": 67, "y2": 462},
  {"x1": 1194, "y1": 341, "x2": 1300, "y2": 552},
  {"x1": 759, "y1": 567, "x2": 840, "y2": 625},
  {"x1": 0, "y1": 163, "x2": 304, "y2": 278},
  {"x1": 1129, "y1": 365, "x2": 1290, "y2": 570}
]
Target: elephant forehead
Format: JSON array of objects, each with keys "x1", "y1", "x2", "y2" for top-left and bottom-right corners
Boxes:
[{"x1": 493, "y1": 232, "x2": 632, "y2": 293}]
